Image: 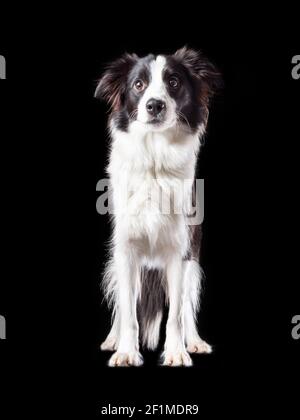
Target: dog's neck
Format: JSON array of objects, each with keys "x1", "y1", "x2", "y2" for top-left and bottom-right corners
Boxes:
[{"x1": 108, "y1": 120, "x2": 205, "y2": 180}]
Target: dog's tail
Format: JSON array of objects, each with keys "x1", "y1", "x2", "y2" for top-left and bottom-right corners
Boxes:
[{"x1": 138, "y1": 268, "x2": 166, "y2": 351}]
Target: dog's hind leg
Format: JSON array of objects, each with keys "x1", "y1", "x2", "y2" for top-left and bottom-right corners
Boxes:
[{"x1": 139, "y1": 268, "x2": 165, "y2": 351}]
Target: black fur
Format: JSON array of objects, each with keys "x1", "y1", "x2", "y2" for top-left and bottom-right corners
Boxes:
[{"x1": 95, "y1": 47, "x2": 222, "y2": 133}]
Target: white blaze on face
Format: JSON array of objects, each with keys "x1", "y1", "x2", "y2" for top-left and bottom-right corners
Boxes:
[{"x1": 137, "y1": 55, "x2": 177, "y2": 129}]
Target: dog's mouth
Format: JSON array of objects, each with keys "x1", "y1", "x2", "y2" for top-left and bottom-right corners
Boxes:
[
  {"x1": 147, "y1": 116, "x2": 166, "y2": 125},
  {"x1": 147, "y1": 117, "x2": 164, "y2": 125},
  {"x1": 136, "y1": 115, "x2": 178, "y2": 131},
  {"x1": 139, "y1": 116, "x2": 178, "y2": 131}
]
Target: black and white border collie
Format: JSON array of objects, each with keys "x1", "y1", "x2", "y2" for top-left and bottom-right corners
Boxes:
[{"x1": 95, "y1": 47, "x2": 221, "y2": 366}]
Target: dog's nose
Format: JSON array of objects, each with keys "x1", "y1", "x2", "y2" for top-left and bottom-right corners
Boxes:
[{"x1": 146, "y1": 99, "x2": 166, "y2": 116}]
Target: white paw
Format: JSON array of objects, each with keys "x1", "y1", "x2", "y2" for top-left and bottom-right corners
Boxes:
[
  {"x1": 162, "y1": 350, "x2": 193, "y2": 367},
  {"x1": 186, "y1": 339, "x2": 212, "y2": 354},
  {"x1": 100, "y1": 336, "x2": 117, "y2": 352},
  {"x1": 108, "y1": 351, "x2": 144, "y2": 367}
]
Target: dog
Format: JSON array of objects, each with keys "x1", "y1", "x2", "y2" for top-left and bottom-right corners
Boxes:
[{"x1": 95, "y1": 47, "x2": 221, "y2": 366}]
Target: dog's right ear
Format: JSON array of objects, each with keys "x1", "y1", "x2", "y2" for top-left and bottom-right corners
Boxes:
[{"x1": 94, "y1": 53, "x2": 138, "y2": 111}]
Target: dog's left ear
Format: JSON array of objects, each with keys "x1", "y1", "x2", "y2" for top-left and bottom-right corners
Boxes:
[
  {"x1": 174, "y1": 46, "x2": 222, "y2": 105},
  {"x1": 95, "y1": 53, "x2": 138, "y2": 110}
]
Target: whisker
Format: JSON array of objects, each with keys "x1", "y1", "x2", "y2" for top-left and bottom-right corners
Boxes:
[
  {"x1": 129, "y1": 109, "x2": 138, "y2": 120},
  {"x1": 176, "y1": 111, "x2": 192, "y2": 132}
]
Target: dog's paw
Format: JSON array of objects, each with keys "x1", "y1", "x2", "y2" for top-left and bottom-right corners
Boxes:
[
  {"x1": 100, "y1": 336, "x2": 117, "y2": 352},
  {"x1": 108, "y1": 351, "x2": 144, "y2": 367},
  {"x1": 186, "y1": 339, "x2": 212, "y2": 354},
  {"x1": 162, "y1": 350, "x2": 193, "y2": 367}
]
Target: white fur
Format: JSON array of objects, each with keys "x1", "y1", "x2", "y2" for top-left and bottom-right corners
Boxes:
[
  {"x1": 142, "y1": 311, "x2": 163, "y2": 350},
  {"x1": 137, "y1": 56, "x2": 177, "y2": 130},
  {"x1": 101, "y1": 58, "x2": 210, "y2": 366}
]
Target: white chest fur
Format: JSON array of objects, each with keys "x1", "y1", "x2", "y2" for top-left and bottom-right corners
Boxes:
[{"x1": 107, "y1": 123, "x2": 201, "y2": 261}]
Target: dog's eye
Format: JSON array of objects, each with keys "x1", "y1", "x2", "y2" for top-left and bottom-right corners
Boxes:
[
  {"x1": 169, "y1": 77, "x2": 180, "y2": 89},
  {"x1": 134, "y1": 79, "x2": 145, "y2": 92}
]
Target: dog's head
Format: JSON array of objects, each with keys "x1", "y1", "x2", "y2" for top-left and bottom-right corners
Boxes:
[{"x1": 95, "y1": 47, "x2": 222, "y2": 134}]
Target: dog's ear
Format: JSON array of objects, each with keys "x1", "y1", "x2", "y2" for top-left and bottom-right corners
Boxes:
[
  {"x1": 94, "y1": 53, "x2": 138, "y2": 110},
  {"x1": 174, "y1": 46, "x2": 222, "y2": 105}
]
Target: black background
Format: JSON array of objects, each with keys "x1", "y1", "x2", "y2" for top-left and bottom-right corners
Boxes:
[{"x1": 0, "y1": 7, "x2": 299, "y2": 418}]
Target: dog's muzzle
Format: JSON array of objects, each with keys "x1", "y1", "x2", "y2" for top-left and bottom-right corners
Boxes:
[{"x1": 146, "y1": 98, "x2": 166, "y2": 123}]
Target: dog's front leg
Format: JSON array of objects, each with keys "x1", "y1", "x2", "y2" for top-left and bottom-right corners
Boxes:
[
  {"x1": 108, "y1": 249, "x2": 143, "y2": 367},
  {"x1": 100, "y1": 312, "x2": 119, "y2": 352},
  {"x1": 162, "y1": 255, "x2": 192, "y2": 367},
  {"x1": 183, "y1": 260, "x2": 212, "y2": 354}
]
